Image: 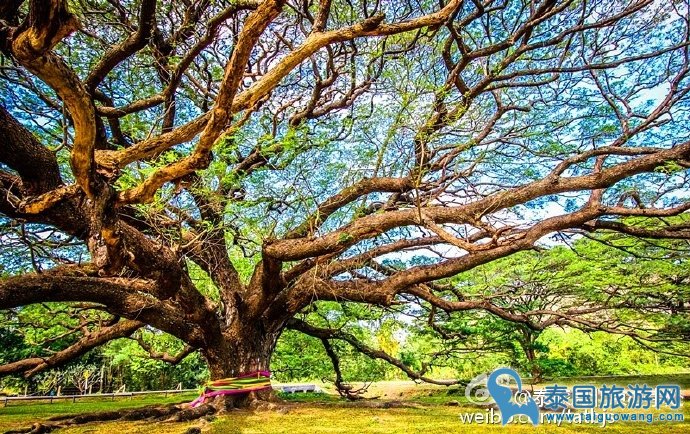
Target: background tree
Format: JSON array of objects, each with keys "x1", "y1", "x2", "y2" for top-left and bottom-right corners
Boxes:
[
  {"x1": 1, "y1": 0, "x2": 690, "y2": 418},
  {"x1": 403, "y1": 234, "x2": 690, "y2": 382}
]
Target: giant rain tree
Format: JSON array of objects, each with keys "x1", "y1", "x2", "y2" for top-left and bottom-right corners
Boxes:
[{"x1": 1, "y1": 0, "x2": 690, "y2": 413}]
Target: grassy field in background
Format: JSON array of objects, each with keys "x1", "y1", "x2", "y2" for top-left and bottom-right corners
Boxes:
[{"x1": 0, "y1": 375, "x2": 688, "y2": 433}]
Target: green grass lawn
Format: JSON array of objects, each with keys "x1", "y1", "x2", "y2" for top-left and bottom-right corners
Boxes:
[
  {"x1": 0, "y1": 376, "x2": 688, "y2": 434},
  {"x1": 206, "y1": 402, "x2": 690, "y2": 434}
]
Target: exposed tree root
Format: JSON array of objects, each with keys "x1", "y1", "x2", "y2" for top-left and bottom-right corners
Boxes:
[
  {"x1": 4, "y1": 402, "x2": 216, "y2": 434},
  {"x1": 4, "y1": 392, "x2": 293, "y2": 434}
]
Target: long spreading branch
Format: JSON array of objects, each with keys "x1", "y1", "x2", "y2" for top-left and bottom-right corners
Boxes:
[
  {"x1": 0, "y1": 320, "x2": 143, "y2": 377},
  {"x1": 288, "y1": 318, "x2": 460, "y2": 386}
]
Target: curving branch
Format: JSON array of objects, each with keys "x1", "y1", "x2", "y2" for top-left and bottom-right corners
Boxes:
[
  {"x1": 266, "y1": 142, "x2": 690, "y2": 262},
  {"x1": 84, "y1": 0, "x2": 157, "y2": 92},
  {"x1": 0, "y1": 104, "x2": 62, "y2": 195},
  {"x1": 9, "y1": 0, "x2": 98, "y2": 199},
  {"x1": 133, "y1": 334, "x2": 196, "y2": 365},
  {"x1": 0, "y1": 269, "x2": 204, "y2": 346},
  {"x1": 0, "y1": 319, "x2": 143, "y2": 378},
  {"x1": 287, "y1": 318, "x2": 460, "y2": 386}
]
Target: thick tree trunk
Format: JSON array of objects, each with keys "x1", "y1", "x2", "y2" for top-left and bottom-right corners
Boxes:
[{"x1": 202, "y1": 321, "x2": 282, "y2": 409}]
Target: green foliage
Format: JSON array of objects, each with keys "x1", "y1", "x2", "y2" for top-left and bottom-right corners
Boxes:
[
  {"x1": 102, "y1": 334, "x2": 207, "y2": 391},
  {"x1": 272, "y1": 329, "x2": 335, "y2": 382}
]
